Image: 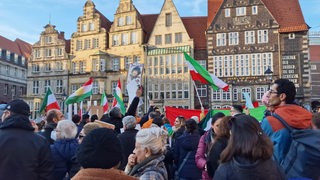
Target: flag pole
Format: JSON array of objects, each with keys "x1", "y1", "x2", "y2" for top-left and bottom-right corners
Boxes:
[{"x1": 191, "y1": 80, "x2": 204, "y2": 110}]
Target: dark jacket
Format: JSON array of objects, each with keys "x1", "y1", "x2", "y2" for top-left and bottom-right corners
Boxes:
[
  {"x1": 107, "y1": 96, "x2": 140, "y2": 134},
  {"x1": 206, "y1": 136, "x2": 228, "y2": 177},
  {"x1": 213, "y1": 156, "x2": 286, "y2": 180},
  {"x1": 38, "y1": 122, "x2": 57, "y2": 144},
  {"x1": 72, "y1": 168, "x2": 138, "y2": 180},
  {"x1": 174, "y1": 132, "x2": 202, "y2": 179},
  {"x1": 0, "y1": 114, "x2": 54, "y2": 180},
  {"x1": 117, "y1": 129, "x2": 138, "y2": 170},
  {"x1": 51, "y1": 139, "x2": 80, "y2": 180}
]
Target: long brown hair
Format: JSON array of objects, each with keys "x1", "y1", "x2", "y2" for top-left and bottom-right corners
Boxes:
[{"x1": 220, "y1": 115, "x2": 273, "y2": 163}]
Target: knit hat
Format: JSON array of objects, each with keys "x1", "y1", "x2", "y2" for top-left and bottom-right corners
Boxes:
[
  {"x1": 5, "y1": 99, "x2": 30, "y2": 116},
  {"x1": 77, "y1": 128, "x2": 122, "y2": 169}
]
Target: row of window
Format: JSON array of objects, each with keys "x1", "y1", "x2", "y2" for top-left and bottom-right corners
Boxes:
[
  {"x1": 213, "y1": 52, "x2": 273, "y2": 76},
  {"x1": 117, "y1": 16, "x2": 133, "y2": 27},
  {"x1": 34, "y1": 48, "x2": 64, "y2": 58},
  {"x1": 76, "y1": 38, "x2": 99, "y2": 51},
  {"x1": 216, "y1": 30, "x2": 268, "y2": 46},
  {"x1": 0, "y1": 64, "x2": 26, "y2": 78},
  {"x1": 81, "y1": 22, "x2": 95, "y2": 32},
  {"x1": 225, "y1": 6, "x2": 258, "y2": 17},
  {"x1": 155, "y1": 33, "x2": 182, "y2": 45},
  {"x1": 32, "y1": 80, "x2": 63, "y2": 95},
  {"x1": 147, "y1": 54, "x2": 188, "y2": 75},
  {"x1": 112, "y1": 32, "x2": 138, "y2": 46},
  {"x1": 212, "y1": 87, "x2": 268, "y2": 101},
  {"x1": 1, "y1": 49, "x2": 26, "y2": 65},
  {"x1": 31, "y1": 62, "x2": 64, "y2": 73},
  {"x1": 3, "y1": 84, "x2": 24, "y2": 96},
  {"x1": 148, "y1": 82, "x2": 189, "y2": 100}
]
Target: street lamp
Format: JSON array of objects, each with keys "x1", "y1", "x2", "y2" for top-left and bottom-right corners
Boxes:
[
  {"x1": 62, "y1": 90, "x2": 67, "y2": 116},
  {"x1": 264, "y1": 66, "x2": 273, "y2": 89}
]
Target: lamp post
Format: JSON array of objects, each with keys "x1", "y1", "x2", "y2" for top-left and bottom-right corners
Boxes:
[
  {"x1": 62, "y1": 91, "x2": 67, "y2": 117},
  {"x1": 264, "y1": 66, "x2": 273, "y2": 89}
]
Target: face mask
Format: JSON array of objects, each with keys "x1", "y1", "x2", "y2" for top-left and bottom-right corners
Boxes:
[{"x1": 50, "y1": 130, "x2": 57, "y2": 141}]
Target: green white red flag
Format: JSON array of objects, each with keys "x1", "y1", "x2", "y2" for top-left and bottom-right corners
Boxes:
[
  {"x1": 112, "y1": 79, "x2": 126, "y2": 115},
  {"x1": 184, "y1": 52, "x2": 229, "y2": 91},
  {"x1": 101, "y1": 91, "x2": 108, "y2": 114},
  {"x1": 39, "y1": 87, "x2": 60, "y2": 113},
  {"x1": 65, "y1": 78, "x2": 93, "y2": 105}
]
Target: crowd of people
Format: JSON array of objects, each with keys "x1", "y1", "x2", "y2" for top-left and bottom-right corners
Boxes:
[{"x1": 0, "y1": 78, "x2": 319, "y2": 180}]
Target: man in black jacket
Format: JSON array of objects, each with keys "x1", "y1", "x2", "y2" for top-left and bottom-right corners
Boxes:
[
  {"x1": 38, "y1": 109, "x2": 64, "y2": 144},
  {"x1": 0, "y1": 99, "x2": 54, "y2": 180},
  {"x1": 117, "y1": 115, "x2": 138, "y2": 170}
]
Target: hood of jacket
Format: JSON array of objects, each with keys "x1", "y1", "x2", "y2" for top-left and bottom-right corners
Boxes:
[
  {"x1": 270, "y1": 104, "x2": 311, "y2": 129},
  {"x1": 51, "y1": 138, "x2": 79, "y2": 160},
  {"x1": 0, "y1": 114, "x2": 34, "y2": 131}
]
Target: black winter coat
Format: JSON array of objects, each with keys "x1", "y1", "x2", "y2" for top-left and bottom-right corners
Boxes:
[
  {"x1": 0, "y1": 114, "x2": 54, "y2": 180},
  {"x1": 117, "y1": 129, "x2": 138, "y2": 170},
  {"x1": 50, "y1": 139, "x2": 80, "y2": 180},
  {"x1": 214, "y1": 156, "x2": 286, "y2": 180},
  {"x1": 38, "y1": 123, "x2": 57, "y2": 144},
  {"x1": 206, "y1": 136, "x2": 228, "y2": 177}
]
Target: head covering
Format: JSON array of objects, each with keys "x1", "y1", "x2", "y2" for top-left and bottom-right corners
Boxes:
[
  {"x1": 5, "y1": 99, "x2": 30, "y2": 116},
  {"x1": 190, "y1": 116, "x2": 199, "y2": 123},
  {"x1": 77, "y1": 128, "x2": 122, "y2": 169},
  {"x1": 82, "y1": 122, "x2": 101, "y2": 135}
]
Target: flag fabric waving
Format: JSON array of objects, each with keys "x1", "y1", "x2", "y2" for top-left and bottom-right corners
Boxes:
[
  {"x1": 184, "y1": 52, "x2": 229, "y2": 91},
  {"x1": 101, "y1": 91, "x2": 108, "y2": 114},
  {"x1": 112, "y1": 79, "x2": 126, "y2": 115},
  {"x1": 65, "y1": 78, "x2": 93, "y2": 105},
  {"x1": 39, "y1": 87, "x2": 60, "y2": 113}
]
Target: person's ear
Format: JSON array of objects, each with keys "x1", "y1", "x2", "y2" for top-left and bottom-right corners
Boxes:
[{"x1": 279, "y1": 93, "x2": 287, "y2": 102}]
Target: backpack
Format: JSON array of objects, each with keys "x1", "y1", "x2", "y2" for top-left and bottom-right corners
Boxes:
[{"x1": 273, "y1": 113, "x2": 320, "y2": 180}]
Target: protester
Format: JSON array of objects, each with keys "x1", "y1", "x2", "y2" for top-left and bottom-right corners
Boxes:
[
  {"x1": 174, "y1": 119, "x2": 201, "y2": 180},
  {"x1": 261, "y1": 79, "x2": 312, "y2": 164},
  {"x1": 195, "y1": 112, "x2": 225, "y2": 180},
  {"x1": 0, "y1": 99, "x2": 54, "y2": 180},
  {"x1": 125, "y1": 127, "x2": 168, "y2": 180},
  {"x1": 90, "y1": 114, "x2": 98, "y2": 122},
  {"x1": 73, "y1": 128, "x2": 137, "y2": 180},
  {"x1": 78, "y1": 122, "x2": 101, "y2": 144},
  {"x1": 118, "y1": 115, "x2": 139, "y2": 170},
  {"x1": 141, "y1": 111, "x2": 160, "y2": 128},
  {"x1": 51, "y1": 120, "x2": 80, "y2": 180},
  {"x1": 206, "y1": 116, "x2": 231, "y2": 178},
  {"x1": 214, "y1": 115, "x2": 286, "y2": 180},
  {"x1": 230, "y1": 104, "x2": 244, "y2": 117},
  {"x1": 312, "y1": 112, "x2": 320, "y2": 129},
  {"x1": 72, "y1": 114, "x2": 82, "y2": 137},
  {"x1": 39, "y1": 109, "x2": 64, "y2": 144}
]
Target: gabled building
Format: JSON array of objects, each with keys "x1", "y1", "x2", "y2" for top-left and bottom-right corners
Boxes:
[
  {"x1": 206, "y1": 0, "x2": 310, "y2": 108},
  {"x1": 145, "y1": 0, "x2": 208, "y2": 109},
  {"x1": 26, "y1": 24, "x2": 70, "y2": 119},
  {"x1": 0, "y1": 35, "x2": 31, "y2": 103},
  {"x1": 107, "y1": 0, "x2": 157, "y2": 106},
  {"x1": 309, "y1": 44, "x2": 320, "y2": 102},
  {"x1": 69, "y1": 0, "x2": 112, "y2": 109}
]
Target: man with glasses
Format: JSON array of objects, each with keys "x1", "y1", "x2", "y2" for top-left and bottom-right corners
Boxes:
[
  {"x1": 0, "y1": 99, "x2": 54, "y2": 179},
  {"x1": 261, "y1": 79, "x2": 312, "y2": 164},
  {"x1": 38, "y1": 109, "x2": 65, "y2": 144}
]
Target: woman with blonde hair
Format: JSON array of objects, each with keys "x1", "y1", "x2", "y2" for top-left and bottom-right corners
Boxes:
[{"x1": 125, "y1": 127, "x2": 168, "y2": 180}]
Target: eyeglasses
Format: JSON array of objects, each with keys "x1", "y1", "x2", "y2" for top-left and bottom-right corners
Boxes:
[
  {"x1": 268, "y1": 89, "x2": 278, "y2": 94},
  {"x1": 78, "y1": 134, "x2": 85, "y2": 139}
]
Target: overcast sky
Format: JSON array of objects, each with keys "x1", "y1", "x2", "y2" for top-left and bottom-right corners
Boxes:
[{"x1": 0, "y1": 0, "x2": 318, "y2": 44}]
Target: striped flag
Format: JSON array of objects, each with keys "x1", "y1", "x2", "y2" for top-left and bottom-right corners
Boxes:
[
  {"x1": 184, "y1": 52, "x2": 229, "y2": 91},
  {"x1": 112, "y1": 79, "x2": 126, "y2": 115},
  {"x1": 101, "y1": 91, "x2": 108, "y2": 114},
  {"x1": 39, "y1": 87, "x2": 60, "y2": 113},
  {"x1": 65, "y1": 78, "x2": 93, "y2": 105}
]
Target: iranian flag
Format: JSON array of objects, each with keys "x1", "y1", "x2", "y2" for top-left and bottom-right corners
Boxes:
[
  {"x1": 65, "y1": 78, "x2": 93, "y2": 105},
  {"x1": 101, "y1": 91, "x2": 108, "y2": 114},
  {"x1": 184, "y1": 52, "x2": 229, "y2": 91},
  {"x1": 112, "y1": 79, "x2": 126, "y2": 115},
  {"x1": 39, "y1": 87, "x2": 60, "y2": 113}
]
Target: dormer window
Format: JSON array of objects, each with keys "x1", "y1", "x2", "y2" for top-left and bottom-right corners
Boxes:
[
  {"x1": 165, "y1": 13, "x2": 172, "y2": 27},
  {"x1": 252, "y1": 6, "x2": 258, "y2": 15},
  {"x1": 289, "y1": 33, "x2": 295, "y2": 39}
]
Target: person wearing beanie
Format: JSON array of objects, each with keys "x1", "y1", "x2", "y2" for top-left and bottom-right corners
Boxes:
[
  {"x1": 0, "y1": 99, "x2": 54, "y2": 180},
  {"x1": 72, "y1": 128, "x2": 137, "y2": 180}
]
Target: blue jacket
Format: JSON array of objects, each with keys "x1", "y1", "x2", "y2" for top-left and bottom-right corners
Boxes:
[
  {"x1": 174, "y1": 132, "x2": 202, "y2": 179},
  {"x1": 261, "y1": 105, "x2": 311, "y2": 164},
  {"x1": 50, "y1": 139, "x2": 80, "y2": 180}
]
